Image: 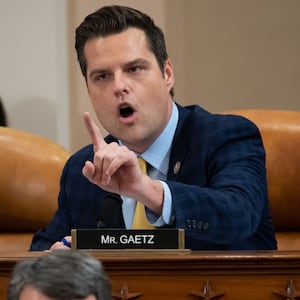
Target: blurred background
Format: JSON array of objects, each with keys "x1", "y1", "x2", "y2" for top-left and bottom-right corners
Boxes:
[{"x1": 0, "y1": 0, "x2": 299, "y2": 152}]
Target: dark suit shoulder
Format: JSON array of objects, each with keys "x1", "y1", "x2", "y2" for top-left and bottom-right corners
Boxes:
[
  {"x1": 69, "y1": 144, "x2": 94, "y2": 164},
  {"x1": 180, "y1": 104, "x2": 258, "y2": 129},
  {"x1": 176, "y1": 104, "x2": 260, "y2": 142},
  {"x1": 169, "y1": 104, "x2": 264, "y2": 180}
]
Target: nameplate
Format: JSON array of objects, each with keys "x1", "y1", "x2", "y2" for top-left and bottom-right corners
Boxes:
[{"x1": 71, "y1": 228, "x2": 185, "y2": 250}]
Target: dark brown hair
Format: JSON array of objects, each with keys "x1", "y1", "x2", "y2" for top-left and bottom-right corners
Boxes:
[{"x1": 75, "y1": 5, "x2": 173, "y2": 96}]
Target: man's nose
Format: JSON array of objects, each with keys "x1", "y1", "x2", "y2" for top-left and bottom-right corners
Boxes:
[{"x1": 113, "y1": 72, "x2": 129, "y2": 97}]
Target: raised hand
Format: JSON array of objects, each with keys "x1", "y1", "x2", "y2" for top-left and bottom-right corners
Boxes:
[{"x1": 82, "y1": 112, "x2": 144, "y2": 198}]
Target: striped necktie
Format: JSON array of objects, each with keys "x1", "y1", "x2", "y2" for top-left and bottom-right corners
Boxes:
[{"x1": 131, "y1": 157, "x2": 155, "y2": 229}]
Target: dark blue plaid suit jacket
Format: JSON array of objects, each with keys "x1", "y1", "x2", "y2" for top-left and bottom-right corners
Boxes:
[{"x1": 30, "y1": 104, "x2": 277, "y2": 251}]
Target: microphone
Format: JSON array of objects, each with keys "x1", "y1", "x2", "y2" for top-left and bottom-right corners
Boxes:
[{"x1": 96, "y1": 193, "x2": 124, "y2": 228}]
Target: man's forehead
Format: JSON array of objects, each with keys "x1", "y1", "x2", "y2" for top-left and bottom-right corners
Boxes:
[{"x1": 84, "y1": 27, "x2": 149, "y2": 55}]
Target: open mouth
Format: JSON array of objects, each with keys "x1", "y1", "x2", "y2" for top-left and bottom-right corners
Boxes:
[{"x1": 120, "y1": 106, "x2": 134, "y2": 118}]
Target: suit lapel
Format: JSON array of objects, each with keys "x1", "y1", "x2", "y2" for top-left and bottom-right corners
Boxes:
[{"x1": 167, "y1": 104, "x2": 191, "y2": 181}]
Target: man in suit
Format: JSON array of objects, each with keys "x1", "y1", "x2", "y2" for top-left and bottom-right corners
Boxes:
[{"x1": 30, "y1": 5, "x2": 277, "y2": 251}]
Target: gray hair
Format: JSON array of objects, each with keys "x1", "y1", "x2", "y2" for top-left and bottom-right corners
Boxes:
[{"x1": 7, "y1": 250, "x2": 112, "y2": 300}]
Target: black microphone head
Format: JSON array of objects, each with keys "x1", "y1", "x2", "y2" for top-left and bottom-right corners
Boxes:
[{"x1": 96, "y1": 193, "x2": 124, "y2": 228}]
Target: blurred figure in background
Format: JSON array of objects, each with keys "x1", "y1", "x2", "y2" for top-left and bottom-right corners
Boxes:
[
  {"x1": 7, "y1": 250, "x2": 112, "y2": 300},
  {"x1": 0, "y1": 98, "x2": 7, "y2": 126}
]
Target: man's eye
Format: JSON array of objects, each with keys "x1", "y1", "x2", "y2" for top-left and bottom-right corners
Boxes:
[
  {"x1": 128, "y1": 66, "x2": 143, "y2": 73},
  {"x1": 94, "y1": 73, "x2": 109, "y2": 81}
]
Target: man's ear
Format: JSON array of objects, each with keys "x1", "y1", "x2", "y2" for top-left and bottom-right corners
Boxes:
[{"x1": 164, "y1": 59, "x2": 175, "y2": 92}]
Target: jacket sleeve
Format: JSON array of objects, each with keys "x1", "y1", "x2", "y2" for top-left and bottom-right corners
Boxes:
[{"x1": 30, "y1": 158, "x2": 74, "y2": 251}]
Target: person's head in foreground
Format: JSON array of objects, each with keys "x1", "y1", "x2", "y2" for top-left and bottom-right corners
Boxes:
[{"x1": 7, "y1": 250, "x2": 111, "y2": 300}]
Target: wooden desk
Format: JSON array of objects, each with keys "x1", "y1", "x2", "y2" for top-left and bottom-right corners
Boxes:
[{"x1": 1, "y1": 250, "x2": 300, "y2": 299}]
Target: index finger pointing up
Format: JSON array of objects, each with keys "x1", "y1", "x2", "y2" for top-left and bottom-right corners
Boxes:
[{"x1": 83, "y1": 112, "x2": 106, "y2": 151}]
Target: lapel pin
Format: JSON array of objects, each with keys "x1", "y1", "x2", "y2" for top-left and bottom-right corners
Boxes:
[{"x1": 173, "y1": 161, "x2": 181, "y2": 175}]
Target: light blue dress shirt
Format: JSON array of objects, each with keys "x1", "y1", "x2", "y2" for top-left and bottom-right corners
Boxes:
[{"x1": 120, "y1": 102, "x2": 179, "y2": 228}]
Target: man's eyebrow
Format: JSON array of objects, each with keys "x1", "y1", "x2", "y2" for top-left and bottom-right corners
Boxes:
[
  {"x1": 89, "y1": 68, "x2": 109, "y2": 79},
  {"x1": 88, "y1": 58, "x2": 150, "y2": 79},
  {"x1": 124, "y1": 58, "x2": 150, "y2": 68}
]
